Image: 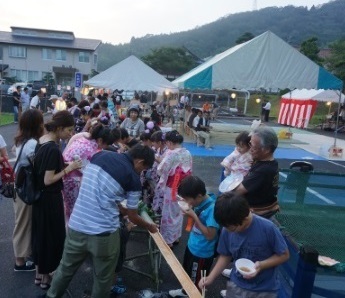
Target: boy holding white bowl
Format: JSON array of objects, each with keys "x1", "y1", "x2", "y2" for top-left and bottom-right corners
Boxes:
[
  {"x1": 199, "y1": 192, "x2": 289, "y2": 298},
  {"x1": 169, "y1": 176, "x2": 220, "y2": 298}
]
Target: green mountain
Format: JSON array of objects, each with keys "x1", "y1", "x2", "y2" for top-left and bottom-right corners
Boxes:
[{"x1": 98, "y1": 0, "x2": 345, "y2": 71}]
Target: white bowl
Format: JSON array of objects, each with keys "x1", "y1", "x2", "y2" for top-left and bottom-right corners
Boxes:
[
  {"x1": 177, "y1": 200, "x2": 190, "y2": 211},
  {"x1": 219, "y1": 173, "x2": 243, "y2": 193},
  {"x1": 235, "y1": 258, "x2": 256, "y2": 276}
]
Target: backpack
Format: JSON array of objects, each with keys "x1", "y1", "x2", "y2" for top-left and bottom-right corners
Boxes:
[{"x1": 14, "y1": 141, "x2": 45, "y2": 205}]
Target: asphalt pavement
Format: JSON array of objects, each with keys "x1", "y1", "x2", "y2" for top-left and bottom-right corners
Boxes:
[{"x1": 0, "y1": 116, "x2": 345, "y2": 298}]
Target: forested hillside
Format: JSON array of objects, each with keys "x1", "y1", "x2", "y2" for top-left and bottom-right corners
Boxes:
[{"x1": 98, "y1": 0, "x2": 345, "y2": 71}]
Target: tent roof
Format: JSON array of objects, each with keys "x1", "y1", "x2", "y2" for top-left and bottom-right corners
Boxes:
[
  {"x1": 281, "y1": 89, "x2": 345, "y2": 103},
  {"x1": 84, "y1": 55, "x2": 178, "y2": 93},
  {"x1": 173, "y1": 31, "x2": 343, "y2": 91}
]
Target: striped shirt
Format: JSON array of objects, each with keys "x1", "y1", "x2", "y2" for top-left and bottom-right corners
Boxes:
[{"x1": 69, "y1": 151, "x2": 141, "y2": 235}]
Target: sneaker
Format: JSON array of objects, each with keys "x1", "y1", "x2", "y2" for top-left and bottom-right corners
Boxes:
[
  {"x1": 14, "y1": 262, "x2": 35, "y2": 272},
  {"x1": 206, "y1": 147, "x2": 213, "y2": 150},
  {"x1": 110, "y1": 284, "x2": 126, "y2": 295},
  {"x1": 220, "y1": 289, "x2": 227, "y2": 297},
  {"x1": 168, "y1": 288, "x2": 188, "y2": 297},
  {"x1": 222, "y1": 268, "x2": 232, "y2": 278}
]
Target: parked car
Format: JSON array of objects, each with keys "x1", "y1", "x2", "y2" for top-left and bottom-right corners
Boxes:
[{"x1": 7, "y1": 82, "x2": 27, "y2": 95}]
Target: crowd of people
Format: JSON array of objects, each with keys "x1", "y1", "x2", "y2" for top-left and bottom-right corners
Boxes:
[{"x1": 2, "y1": 89, "x2": 290, "y2": 298}]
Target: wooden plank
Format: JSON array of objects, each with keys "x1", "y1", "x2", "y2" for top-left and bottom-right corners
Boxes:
[
  {"x1": 140, "y1": 211, "x2": 201, "y2": 297},
  {"x1": 150, "y1": 231, "x2": 202, "y2": 298}
]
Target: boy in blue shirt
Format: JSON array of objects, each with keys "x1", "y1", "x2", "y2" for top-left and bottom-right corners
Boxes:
[
  {"x1": 169, "y1": 176, "x2": 219, "y2": 297},
  {"x1": 199, "y1": 192, "x2": 289, "y2": 298}
]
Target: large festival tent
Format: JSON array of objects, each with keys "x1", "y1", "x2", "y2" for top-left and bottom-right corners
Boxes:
[
  {"x1": 84, "y1": 55, "x2": 178, "y2": 94},
  {"x1": 172, "y1": 31, "x2": 343, "y2": 110},
  {"x1": 173, "y1": 31, "x2": 343, "y2": 144},
  {"x1": 278, "y1": 89, "x2": 345, "y2": 129}
]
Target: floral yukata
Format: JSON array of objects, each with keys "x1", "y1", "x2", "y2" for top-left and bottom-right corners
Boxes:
[
  {"x1": 62, "y1": 137, "x2": 99, "y2": 219},
  {"x1": 157, "y1": 147, "x2": 192, "y2": 245},
  {"x1": 140, "y1": 146, "x2": 168, "y2": 211}
]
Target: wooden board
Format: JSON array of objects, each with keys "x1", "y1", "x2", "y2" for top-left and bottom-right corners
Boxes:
[
  {"x1": 140, "y1": 210, "x2": 201, "y2": 297},
  {"x1": 150, "y1": 231, "x2": 202, "y2": 298}
]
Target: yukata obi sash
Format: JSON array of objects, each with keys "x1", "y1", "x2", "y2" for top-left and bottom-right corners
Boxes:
[{"x1": 166, "y1": 167, "x2": 191, "y2": 201}]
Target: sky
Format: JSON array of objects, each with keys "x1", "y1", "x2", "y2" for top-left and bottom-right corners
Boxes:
[{"x1": 0, "y1": 0, "x2": 330, "y2": 45}]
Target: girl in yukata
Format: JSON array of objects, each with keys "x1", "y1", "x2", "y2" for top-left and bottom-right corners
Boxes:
[
  {"x1": 62, "y1": 124, "x2": 114, "y2": 221},
  {"x1": 220, "y1": 131, "x2": 253, "y2": 178},
  {"x1": 157, "y1": 130, "x2": 192, "y2": 247},
  {"x1": 149, "y1": 131, "x2": 168, "y2": 214}
]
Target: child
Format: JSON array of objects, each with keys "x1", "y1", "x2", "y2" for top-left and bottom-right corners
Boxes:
[
  {"x1": 199, "y1": 192, "x2": 289, "y2": 298},
  {"x1": 150, "y1": 131, "x2": 168, "y2": 214},
  {"x1": 220, "y1": 131, "x2": 252, "y2": 177},
  {"x1": 168, "y1": 176, "x2": 219, "y2": 298}
]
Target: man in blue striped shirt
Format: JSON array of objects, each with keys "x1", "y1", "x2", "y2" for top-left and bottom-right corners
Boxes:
[{"x1": 47, "y1": 144, "x2": 157, "y2": 298}]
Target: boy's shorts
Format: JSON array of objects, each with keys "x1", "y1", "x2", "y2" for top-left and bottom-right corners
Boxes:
[
  {"x1": 182, "y1": 246, "x2": 214, "y2": 287},
  {"x1": 226, "y1": 281, "x2": 277, "y2": 298}
]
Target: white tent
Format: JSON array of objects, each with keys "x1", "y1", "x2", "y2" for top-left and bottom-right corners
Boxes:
[
  {"x1": 278, "y1": 89, "x2": 345, "y2": 128},
  {"x1": 173, "y1": 31, "x2": 344, "y2": 146},
  {"x1": 281, "y1": 89, "x2": 345, "y2": 102},
  {"x1": 84, "y1": 55, "x2": 178, "y2": 94},
  {"x1": 173, "y1": 31, "x2": 343, "y2": 91}
]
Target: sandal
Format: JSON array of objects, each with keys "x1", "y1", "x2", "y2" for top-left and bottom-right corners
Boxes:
[
  {"x1": 40, "y1": 275, "x2": 51, "y2": 290},
  {"x1": 40, "y1": 282, "x2": 51, "y2": 290},
  {"x1": 34, "y1": 277, "x2": 42, "y2": 286}
]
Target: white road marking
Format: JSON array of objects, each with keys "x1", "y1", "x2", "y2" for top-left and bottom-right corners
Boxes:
[{"x1": 279, "y1": 172, "x2": 336, "y2": 205}]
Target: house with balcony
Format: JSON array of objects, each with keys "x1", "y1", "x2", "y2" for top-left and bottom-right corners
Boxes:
[{"x1": 0, "y1": 26, "x2": 101, "y2": 95}]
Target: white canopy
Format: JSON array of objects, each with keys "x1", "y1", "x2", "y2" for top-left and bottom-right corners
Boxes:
[
  {"x1": 281, "y1": 89, "x2": 345, "y2": 103},
  {"x1": 173, "y1": 31, "x2": 343, "y2": 91},
  {"x1": 84, "y1": 55, "x2": 178, "y2": 93}
]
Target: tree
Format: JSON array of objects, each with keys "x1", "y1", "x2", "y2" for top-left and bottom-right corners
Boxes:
[
  {"x1": 300, "y1": 37, "x2": 323, "y2": 65},
  {"x1": 325, "y1": 39, "x2": 345, "y2": 90},
  {"x1": 141, "y1": 47, "x2": 198, "y2": 78},
  {"x1": 42, "y1": 72, "x2": 55, "y2": 86},
  {"x1": 235, "y1": 32, "x2": 255, "y2": 44}
]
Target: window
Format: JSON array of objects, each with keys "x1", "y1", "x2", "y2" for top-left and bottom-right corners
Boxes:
[
  {"x1": 79, "y1": 51, "x2": 90, "y2": 63},
  {"x1": 56, "y1": 49, "x2": 66, "y2": 61},
  {"x1": 42, "y1": 48, "x2": 53, "y2": 60},
  {"x1": 9, "y1": 69, "x2": 39, "y2": 81},
  {"x1": 93, "y1": 54, "x2": 98, "y2": 66},
  {"x1": 27, "y1": 71, "x2": 39, "y2": 81},
  {"x1": 9, "y1": 46, "x2": 26, "y2": 58},
  {"x1": 0, "y1": 46, "x2": 3, "y2": 60},
  {"x1": 10, "y1": 69, "x2": 25, "y2": 81}
]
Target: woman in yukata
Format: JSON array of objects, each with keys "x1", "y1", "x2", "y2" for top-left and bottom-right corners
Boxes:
[{"x1": 157, "y1": 130, "x2": 192, "y2": 247}]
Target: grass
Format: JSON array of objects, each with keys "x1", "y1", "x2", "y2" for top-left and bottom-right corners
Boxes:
[
  {"x1": 237, "y1": 93, "x2": 332, "y2": 125},
  {"x1": 0, "y1": 113, "x2": 15, "y2": 126}
]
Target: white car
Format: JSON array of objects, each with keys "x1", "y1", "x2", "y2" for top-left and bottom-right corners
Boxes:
[{"x1": 7, "y1": 82, "x2": 27, "y2": 95}]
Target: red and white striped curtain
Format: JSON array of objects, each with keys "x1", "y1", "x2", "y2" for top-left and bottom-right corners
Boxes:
[{"x1": 278, "y1": 99, "x2": 318, "y2": 128}]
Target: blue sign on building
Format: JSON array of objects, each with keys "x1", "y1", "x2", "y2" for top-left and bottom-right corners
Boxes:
[{"x1": 75, "y1": 72, "x2": 82, "y2": 88}]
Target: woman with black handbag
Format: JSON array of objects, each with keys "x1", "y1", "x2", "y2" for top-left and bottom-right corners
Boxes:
[{"x1": 13, "y1": 109, "x2": 44, "y2": 272}]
